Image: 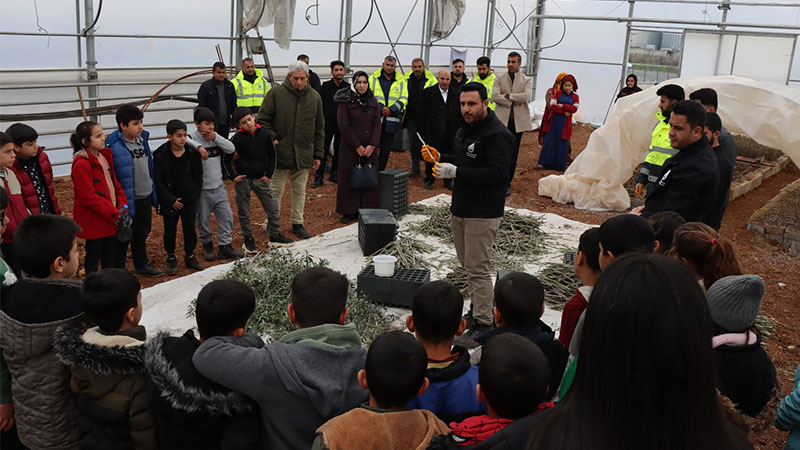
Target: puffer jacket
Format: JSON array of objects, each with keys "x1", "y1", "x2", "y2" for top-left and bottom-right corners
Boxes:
[
  {"x1": 1, "y1": 167, "x2": 30, "y2": 244},
  {"x1": 143, "y1": 330, "x2": 265, "y2": 450},
  {"x1": 0, "y1": 278, "x2": 83, "y2": 450},
  {"x1": 256, "y1": 78, "x2": 325, "y2": 171},
  {"x1": 54, "y1": 324, "x2": 156, "y2": 450},
  {"x1": 105, "y1": 130, "x2": 158, "y2": 217},
  {"x1": 8, "y1": 146, "x2": 61, "y2": 215}
]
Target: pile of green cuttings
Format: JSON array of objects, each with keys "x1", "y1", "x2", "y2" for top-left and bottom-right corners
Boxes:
[{"x1": 188, "y1": 250, "x2": 391, "y2": 344}]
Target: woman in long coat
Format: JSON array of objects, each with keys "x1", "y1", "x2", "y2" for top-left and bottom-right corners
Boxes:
[{"x1": 334, "y1": 71, "x2": 382, "y2": 222}]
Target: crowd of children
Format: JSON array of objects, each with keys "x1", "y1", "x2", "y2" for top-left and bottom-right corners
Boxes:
[{"x1": 0, "y1": 202, "x2": 797, "y2": 449}]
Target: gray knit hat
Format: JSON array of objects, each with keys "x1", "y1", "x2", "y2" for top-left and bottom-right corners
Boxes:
[{"x1": 706, "y1": 274, "x2": 765, "y2": 332}]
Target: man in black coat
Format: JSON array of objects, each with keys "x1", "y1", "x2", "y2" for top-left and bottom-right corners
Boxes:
[
  {"x1": 424, "y1": 82, "x2": 513, "y2": 341},
  {"x1": 198, "y1": 61, "x2": 237, "y2": 179},
  {"x1": 298, "y1": 54, "x2": 321, "y2": 90},
  {"x1": 419, "y1": 69, "x2": 463, "y2": 190},
  {"x1": 637, "y1": 100, "x2": 719, "y2": 226},
  {"x1": 312, "y1": 60, "x2": 350, "y2": 187}
]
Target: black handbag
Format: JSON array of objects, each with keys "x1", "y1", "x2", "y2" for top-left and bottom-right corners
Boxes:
[
  {"x1": 349, "y1": 156, "x2": 378, "y2": 188},
  {"x1": 116, "y1": 207, "x2": 134, "y2": 242}
]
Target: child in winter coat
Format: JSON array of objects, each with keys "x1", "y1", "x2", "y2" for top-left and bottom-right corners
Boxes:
[
  {"x1": 54, "y1": 268, "x2": 156, "y2": 450},
  {"x1": 471, "y1": 272, "x2": 568, "y2": 400},
  {"x1": 105, "y1": 105, "x2": 162, "y2": 276},
  {"x1": 229, "y1": 107, "x2": 289, "y2": 253},
  {"x1": 0, "y1": 188, "x2": 20, "y2": 447},
  {"x1": 776, "y1": 362, "x2": 800, "y2": 450},
  {"x1": 70, "y1": 121, "x2": 128, "y2": 273},
  {"x1": 558, "y1": 227, "x2": 600, "y2": 350},
  {"x1": 6, "y1": 123, "x2": 61, "y2": 216},
  {"x1": 0, "y1": 131, "x2": 30, "y2": 275},
  {"x1": 153, "y1": 120, "x2": 204, "y2": 275},
  {"x1": 707, "y1": 275, "x2": 776, "y2": 419},
  {"x1": 406, "y1": 281, "x2": 486, "y2": 423},
  {"x1": 143, "y1": 279, "x2": 265, "y2": 450},
  {"x1": 0, "y1": 214, "x2": 84, "y2": 450},
  {"x1": 312, "y1": 330, "x2": 449, "y2": 450},
  {"x1": 430, "y1": 333, "x2": 553, "y2": 448}
]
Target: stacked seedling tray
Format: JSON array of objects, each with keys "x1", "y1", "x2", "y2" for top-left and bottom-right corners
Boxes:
[
  {"x1": 379, "y1": 169, "x2": 409, "y2": 217},
  {"x1": 358, "y1": 209, "x2": 398, "y2": 256},
  {"x1": 357, "y1": 265, "x2": 430, "y2": 308}
]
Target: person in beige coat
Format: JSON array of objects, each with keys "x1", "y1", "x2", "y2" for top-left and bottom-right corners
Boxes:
[{"x1": 491, "y1": 52, "x2": 533, "y2": 196}]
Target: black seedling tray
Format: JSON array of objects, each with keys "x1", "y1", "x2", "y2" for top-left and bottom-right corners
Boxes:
[{"x1": 357, "y1": 265, "x2": 430, "y2": 308}]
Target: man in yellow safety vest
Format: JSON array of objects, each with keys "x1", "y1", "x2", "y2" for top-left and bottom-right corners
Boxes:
[
  {"x1": 234, "y1": 57, "x2": 270, "y2": 114},
  {"x1": 369, "y1": 55, "x2": 409, "y2": 171},
  {"x1": 635, "y1": 84, "x2": 685, "y2": 197},
  {"x1": 468, "y1": 56, "x2": 496, "y2": 110}
]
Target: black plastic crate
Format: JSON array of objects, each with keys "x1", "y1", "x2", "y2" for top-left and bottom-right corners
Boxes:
[
  {"x1": 358, "y1": 209, "x2": 397, "y2": 256},
  {"x1": 357, "y1": 265, "x2": 430, "y2": 308},
  {"x1": 379, "y1": 169, "x2": 409, "y2": 217}
]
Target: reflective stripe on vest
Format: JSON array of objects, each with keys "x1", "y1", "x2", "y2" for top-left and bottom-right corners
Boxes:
[
  {"x1": 468, "y1": 73, "x2": 496, "y2": 110},
  {"x1": 234, "y1": 71, "x2": 269, "y2": 108},
  {"x1": 644, "y1": 112, "x2": 676, "y2": 167}
]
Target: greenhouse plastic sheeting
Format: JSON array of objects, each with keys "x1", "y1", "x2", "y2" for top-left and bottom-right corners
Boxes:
[
  {"x1": 242, "y1": 0, "x2": 297, "y2": 50},
  {"x1": 538, "y1": 76, "x2": 800, "y2": 211},
  {"x1": 431, "y1": 0, "x2": 467, "y2": 39}
]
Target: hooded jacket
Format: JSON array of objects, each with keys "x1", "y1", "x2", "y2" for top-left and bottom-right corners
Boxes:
[
  {"x1": 54, "y1": 324, "x2": 156, "y2": 450},
  {"x1": 473, "y1": 321, "x2": 569, "y2": 400},
  {"x1": 409, "y1": 346, "x2": 485, "y2": 423},
  {"x1": 1, "y1": 167, "x2": 31, "y2": 244},
  {"x1": 256, "y1": 78, "x2": 325, "y2": 171},
  {"x1": 426, "y1": 410, "x2": 547, "y2": 450},
  {"x1": 192, "y1": 323, "x2": 369, "y2": 450},
  {"x1": 0, "y1": 277, "x2": 83, "y2": 450},
  {"x1": 152, "y1": 141, "x2": 203, "y2": 214},
  {"x1": 105, "y1": 130, "x2": 158, "y2": 217},
  {"x1": 143, "y1": 330, "x2": 265, "y2": 450},
  {"x1": 230, "y1": 125, "x2": 278, "y2": 179},
  {"x1": 714, "y1": 332, "x2": 776, "y2": 418},
  {"x1": 8, "y1": 146, "x2": 61, "y2": 215}
]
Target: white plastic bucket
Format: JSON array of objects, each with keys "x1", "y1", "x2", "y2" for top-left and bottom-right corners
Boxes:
[{"x1": 373, "y1": 254, "x2": 397, "y2": 277}]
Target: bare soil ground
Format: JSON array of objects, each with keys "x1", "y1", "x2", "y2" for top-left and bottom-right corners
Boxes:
[{"x1": 53, "y1": 123, "x2": 799, "y2": 448}]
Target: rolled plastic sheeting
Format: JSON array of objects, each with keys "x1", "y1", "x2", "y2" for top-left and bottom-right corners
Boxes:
[{"x1": 538, "y1": 75, "x2": 800, "y2": 211}]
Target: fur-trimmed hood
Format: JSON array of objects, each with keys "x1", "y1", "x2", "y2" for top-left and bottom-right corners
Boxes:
[
  {"x1": 144, "y1": 330, "x2": 254, "y2": 417},
  {"x1": 55, "y1": 324, "x2": 147, "y2": 376}
]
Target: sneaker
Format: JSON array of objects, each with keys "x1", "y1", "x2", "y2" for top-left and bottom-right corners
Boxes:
[
  {"x1": 424, "y1": 181, "x2": 433, "y2": 190},
  {"x1": 218, "y1": 244, "x2": 245, "y2": 260},
  {"x1": 202, "y1": 241, "x2": 216, "y2": 262},
  {"x1": 329, "y1": 172, "x2": 338, "y2": 184},
  {"x1": 166, "y1": 256, "x2": 178, "y2": 276},
  {"x1": 340, "y1": 214, "x2": 358, "y2": 224},
  {"x1": 243, "y1": 236, "x2": 257, "y2": 254},
  {"x1": 311, "y1": 178, "x2": 324, "y2": 188},
  {"x1": 268, "y1": 233, "x2": 294, "y2": 247},
  {"x1": 453, "y1": 323, "x2": 494, "y2": 349},
  {"x1": 134, "y1": 264, "x2": 164, "y2": 277},
  {"x1": 291, "y1": 224, "x2": 310, "y2": 239},
  {"x1": 185, "y1": 254, "x2": 204, "y2": 271},
  {"x1": 444, "y1": 179, "x2": 453, "y2": 191}
]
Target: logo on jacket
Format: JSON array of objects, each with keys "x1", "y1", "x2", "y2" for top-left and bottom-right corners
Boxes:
[
  {"x1": 658, "y1": 169, "x2": 671, "y2": 187},
  {"x1": 466, "y1": 142, "x2": 476, "y2": 159},
  {"x1": 207, "y1": 146, "x2": 222, "y2": 158}
]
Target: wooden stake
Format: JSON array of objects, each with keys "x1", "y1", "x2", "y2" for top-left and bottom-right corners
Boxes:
[{"x1": 76, "y1": 86, "x2": 88, "y2": 122}]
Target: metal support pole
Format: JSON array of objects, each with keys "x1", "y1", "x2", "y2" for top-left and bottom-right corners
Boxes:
[
  {"x1": 235, "y1": 0, "x2": 244, "y2": 68},
  {"x1": 83, "y1": 0, "x2": 98, "y2": 122},
  {"x1": 423, "y1": 0, "x2": 434, "y2": 62},
  {"x1": 75, "y1": 0, "x2": 82, "y2": 67},
  {"x1": 713, "y1": 0, "x2": 731, "y2": 75},
  {"x1": 619, "y1": 0, "x2": 636, "y2": 90},
  {"x1": 484, "y1": 0, "x2": 497, "y2": 59},
  {"x1": 528, "y1": 0, "x2": 545, "y2": 100},
  {"x1": 337, "y1": 0, "x2": 345, "y2": 62},
  {"x1": 343, "y1": 0, "x2": 354, "y2": 70}
]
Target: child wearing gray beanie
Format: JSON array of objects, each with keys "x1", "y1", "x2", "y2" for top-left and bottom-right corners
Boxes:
[{"x1": 708, "y1": 274, "x2": 776, "y2": 419}]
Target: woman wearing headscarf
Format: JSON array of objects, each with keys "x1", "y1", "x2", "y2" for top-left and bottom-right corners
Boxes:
[
  {"x1": 615, "y1": 73, "x2": 642, "y2": 101},
  {"x1": 333, "y1": 71, "x2": 382, "y2": 223},
  {"x1": 539, "y1": 74, "x2": 579, "y2": 172},
  {"x1": 538, "y1": 72, "x2": 568, "y2": 145}
]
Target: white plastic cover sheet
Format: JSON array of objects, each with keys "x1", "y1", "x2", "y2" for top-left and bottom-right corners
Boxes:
[
  {"x1": 538, "y1": 76, "x2": 800, "y2": 211},
  {"x1": 242, "y1": 0, "x2": 297, "y2": 50},
  {"x1": 431, "y1": 0, "x2": 467, "y2": 39}
]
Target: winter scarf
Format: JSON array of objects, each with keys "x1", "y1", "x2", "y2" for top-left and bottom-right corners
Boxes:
[{"x1": 334, "y1": 71, "x2": 373, "y2": 113}]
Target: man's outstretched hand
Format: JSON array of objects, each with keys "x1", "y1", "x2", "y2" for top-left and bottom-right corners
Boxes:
[{"x1": 421, "y1": 145, "x2": 440, "y2": 163}]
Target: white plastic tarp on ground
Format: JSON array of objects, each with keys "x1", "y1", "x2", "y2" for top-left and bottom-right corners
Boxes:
[
  {"x1": 538, "y1": 76, "x2": 800, "y2": 211},
  {"x1": 242, "y1": 0, "x2": 297, "y2": 50}
]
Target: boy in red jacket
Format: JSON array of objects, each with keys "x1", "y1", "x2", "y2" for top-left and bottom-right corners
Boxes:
[
  {"x1": 557, "y1": 227, "x2": 600, "y2": 349},
  {"x1": 6, "y1": 123, "x2": 61, "y2": 216},
  {"x1": 0, "y1": 132, "x2": 29, "y2": 275}
]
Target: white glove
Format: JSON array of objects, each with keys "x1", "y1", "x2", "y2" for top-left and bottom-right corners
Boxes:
[{"x1": 433, "y1": 162, "x2": 457, "y2": 179}]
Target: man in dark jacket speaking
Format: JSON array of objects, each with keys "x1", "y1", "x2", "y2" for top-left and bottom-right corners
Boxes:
[
  {"x1": 423, "y1": 82, "x2": 513, "y2": 345},
  {"x1": 635, "y1": 100, "x2": 719, "y2": 226}
]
